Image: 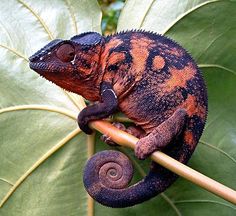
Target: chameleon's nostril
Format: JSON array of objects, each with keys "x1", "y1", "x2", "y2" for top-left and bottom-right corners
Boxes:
[{"x1": 29, "y1": 54, "x2": 37, "y2": 62}]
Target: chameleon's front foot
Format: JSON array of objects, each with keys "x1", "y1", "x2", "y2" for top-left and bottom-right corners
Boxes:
[
  {"x1": 101, "y1": 122, "x2": 146, "y2": 147},
  {"x1": 77, "y1": 82, "x2": 119, "y2": 135},
  {"x1": 77, "y1": 113, "x2": 93, "y2": 134}
]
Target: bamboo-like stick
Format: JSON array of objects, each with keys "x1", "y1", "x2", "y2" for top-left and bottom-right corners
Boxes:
[{"x1": 89, "y1": 120, "x2": 236, "y2": 205}]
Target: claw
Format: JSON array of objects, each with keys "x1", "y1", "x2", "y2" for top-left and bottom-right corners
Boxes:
[{"x1": 100, "y1": 134, "x2": 119, "y2": 146}]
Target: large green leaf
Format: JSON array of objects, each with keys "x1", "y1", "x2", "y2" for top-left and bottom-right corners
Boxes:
[
  {"x1": 0, "y1": 0, "x2": 101, "y2": 215},
  {"x1": 1, "y1": 0, "x2": 236, "y2": 215}
]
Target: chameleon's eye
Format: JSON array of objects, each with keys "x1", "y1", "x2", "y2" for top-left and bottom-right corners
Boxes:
[{"x1": 56, "y1": 43, "x2": 75, "y2": 62}]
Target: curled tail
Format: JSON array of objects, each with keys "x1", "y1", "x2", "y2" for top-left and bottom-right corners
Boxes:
[
  {"x1": 83, "y1": 93, "x2": 207, "y2": 208},
  {"x1": 83, "y1": 102, "x2": 207, "y2": 208},
  {"x1": 83, "y1": 141, "x2": 193, "y2": 208}
]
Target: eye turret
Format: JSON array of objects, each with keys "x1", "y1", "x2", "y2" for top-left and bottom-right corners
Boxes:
[{"x1": 56, "y1": 43, "x2": 75, "y2": 62}]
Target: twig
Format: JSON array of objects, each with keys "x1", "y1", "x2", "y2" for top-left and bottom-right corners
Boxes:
[{"x1": 89, "y1": 120, "x2": 236, "y2": 205}]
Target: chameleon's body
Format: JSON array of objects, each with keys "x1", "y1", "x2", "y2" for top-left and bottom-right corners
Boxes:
[{"x1": 29, "y1": 31, "x2": 207, "y2": 208}]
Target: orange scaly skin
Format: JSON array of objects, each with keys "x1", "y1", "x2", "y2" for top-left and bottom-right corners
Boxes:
[{"x1": 29, "y1": 31, "x2": 208, "y2": 208}]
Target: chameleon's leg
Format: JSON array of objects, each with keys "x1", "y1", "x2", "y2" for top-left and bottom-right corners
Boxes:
[
  {"x1": 126, "y1": 125, "x2": 146, "y2": 139},
  {"x1": 101, "y1": 123, "x2": 145, "y2": 146},
  {"x1": 135, "y1": 108, "x2": 187, "y2": 160},
  {"x1": 78, "y1": 82, "x2": 118, "y2": 134}
]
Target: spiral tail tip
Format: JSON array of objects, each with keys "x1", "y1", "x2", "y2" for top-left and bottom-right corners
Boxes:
[{"x1": 83, "y1": 150, "x2": 134, "y2": 206}]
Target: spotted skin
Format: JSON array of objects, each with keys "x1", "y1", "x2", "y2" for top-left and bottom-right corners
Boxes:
[{"x1": 29, "y1": 30, "x2": 208, "y2": 208}]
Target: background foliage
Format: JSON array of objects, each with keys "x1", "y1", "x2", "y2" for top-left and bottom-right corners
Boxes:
[
  {"x1": 0, "y1": 0, "x2": 235, "y2": 215},
  {"x1": 99, "y1": 0, "x2": 125, "y2": 34}
]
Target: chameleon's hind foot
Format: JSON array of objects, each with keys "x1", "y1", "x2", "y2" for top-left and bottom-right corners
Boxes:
[
  {"x1": 101, "y1": 122, "x2": 126, "y2": 146},
  {"x1": 135, "y1": 108, "x2": 187, "y2": 160},
  {"x1": 126, "y1": 126, "x2": 145, "y2": 139},
  {"x1": 101, "y1": 123, "x2": 145, "y2": 146}
]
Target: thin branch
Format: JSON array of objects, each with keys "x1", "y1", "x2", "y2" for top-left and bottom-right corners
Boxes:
[
  {"x1": 119, "y1": 147, "x2": 181, "y2": 215},
  {"x1": 89, "y1": 120, "x2": 236, "y2": 205}
]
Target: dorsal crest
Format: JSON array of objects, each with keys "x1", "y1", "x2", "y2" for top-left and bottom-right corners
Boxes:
[{"x1": 70, "y1": 32, "x2": 102, "y2": 46}]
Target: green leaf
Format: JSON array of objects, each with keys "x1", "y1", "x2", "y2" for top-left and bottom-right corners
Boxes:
[
  {"x1": 0, "y1": 0, "x2": 101, "y2": 215},
  {"x1": 114, "y1": 0, "x2": 236, "y2": 215},
  {"x1": 1, "y1": 0, "x2": 236, "y2": 215}
]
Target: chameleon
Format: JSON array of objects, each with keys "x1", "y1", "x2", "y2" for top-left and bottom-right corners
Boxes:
[{"x1": 29, "y1": 30, "x2": 208, "y2": 208}]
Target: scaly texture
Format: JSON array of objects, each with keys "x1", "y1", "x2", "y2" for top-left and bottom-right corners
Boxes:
[{"x1": 29, "y1": 30, "x2": 208, "y2": 208}]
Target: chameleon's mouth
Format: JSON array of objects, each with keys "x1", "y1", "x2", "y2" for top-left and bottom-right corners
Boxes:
[
  {"x1": 29, "y1": 38, "x2": 64, "y2": 74},
  {"x1": 29, "y1": 61, "x2": 49, "y2": 74}
]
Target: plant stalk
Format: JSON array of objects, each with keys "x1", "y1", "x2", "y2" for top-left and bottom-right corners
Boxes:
[{"x1": 89, "y1": 120, "x2": 236, "y2": 205}]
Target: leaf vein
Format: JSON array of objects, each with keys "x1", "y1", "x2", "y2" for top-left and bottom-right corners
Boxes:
[
  {"x1": 64, "y1": 0, "x2": 78, "y2": 34},
  {"x1": 16, "y1": 0, "x2": 54, "y2": 40},
  {"x1": 139, "y1": 0, "x2": 156, "y2": 28},
  {"x1": 0, "y1": 127, "x2": 81, "y2": 208},
  {"x1": 0, "y1": 20, "x2": 14, "y2": 46},
  {"x1": 120, "y1": 148, "x2": 182, "y2": 215},
  {"x1": 199, "y1": 140, "x2": 236, "y2": 164},
  {"x1": 161, "y1": 193, "x2": 182, "y2": 216},
  {"x1": 0, "y1": 178, "x2": 14, "y2": 186},
  {"x1": 174, "y1": 199, "x2": 236, "y2": 210},
  {"x1": 198, "y1": 64, "x2": 236, "y2": 75},
  {"x1": 0, "y1": 44, "x2": 28, "y2": 61},
  {"x1": 162, "y1": 0, "x2": 220, "y2": 35},
  {"x1": 196, "y1": 28, "x2": 231, "y2": 60},
  {"x1": 0, "y1": 105, "x2": 77, "y2": 120}
]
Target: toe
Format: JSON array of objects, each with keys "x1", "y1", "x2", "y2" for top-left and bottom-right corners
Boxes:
[{"x1": 135, "y1": 140, "x2": 149, "y2": 160}]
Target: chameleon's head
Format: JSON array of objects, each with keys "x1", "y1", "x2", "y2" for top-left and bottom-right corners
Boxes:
[{"x1": 29, "y1": 32, "x2": 104, "y2": 98}]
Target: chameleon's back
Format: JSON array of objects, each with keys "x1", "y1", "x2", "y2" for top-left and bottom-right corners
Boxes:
[
  {"x1": 104, "y1": 31, "x2": 207, "y2": 160},
  {"x1": 84, "y1": 31, "x2": 208, "y2": 207}
]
